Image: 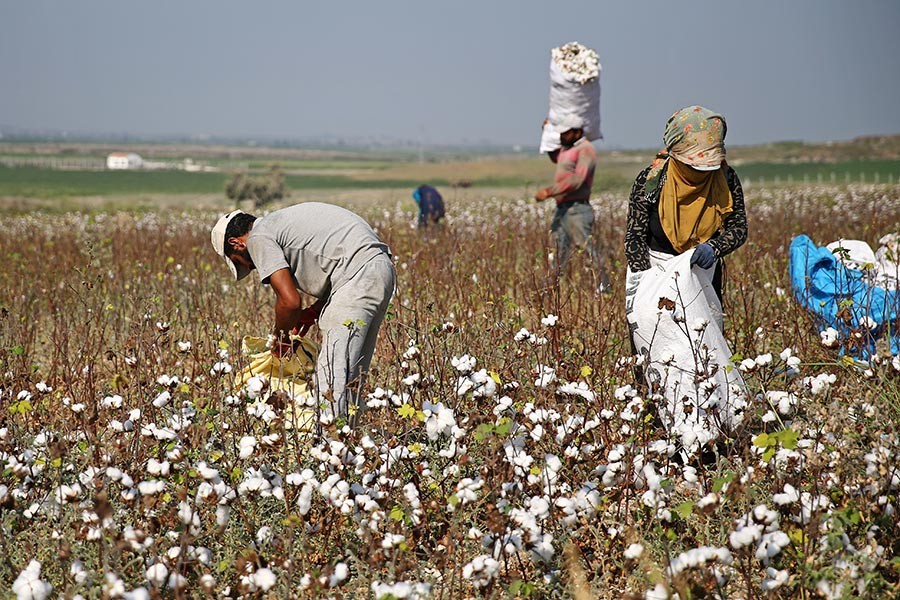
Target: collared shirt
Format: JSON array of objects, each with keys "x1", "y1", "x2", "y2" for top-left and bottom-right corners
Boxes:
[{"x1": 547, "y1": 137, "x2": 597, "y2": 204}]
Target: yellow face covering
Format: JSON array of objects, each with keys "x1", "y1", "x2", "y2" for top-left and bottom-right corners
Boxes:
[{"x1": 658, "y1": 158, "x2": 733, "y2": 254}]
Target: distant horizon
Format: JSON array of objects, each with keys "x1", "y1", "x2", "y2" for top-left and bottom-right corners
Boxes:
[{"x1": 2, "y1": 125, "x2": 899, "y2": 157}]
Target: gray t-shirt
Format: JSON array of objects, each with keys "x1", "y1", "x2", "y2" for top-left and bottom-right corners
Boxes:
[{"x1": 246, "y1": 203, "x2": 390, "y2": 298}]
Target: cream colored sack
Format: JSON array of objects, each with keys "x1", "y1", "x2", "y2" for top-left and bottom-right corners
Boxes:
[{"x1": 234, "y1": 336, "x2": 320, "y2": 432}]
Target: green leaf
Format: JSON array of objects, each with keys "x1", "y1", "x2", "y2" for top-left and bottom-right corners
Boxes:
[
  {"x1": 762, "y1": 446, "x2": 777, "y2": 462},
  {"x1": 580, "y1": 365, "x2": 593, "y2": 378},
  {"x1": 494, "y1": 417, "x2": 511, "y2": 437},
  {"x1": 712, "y1": 472, "x2": 734, "y2": 492},
  {"x1": 777, "y1": 428, "x2": 799, "y2": 450},
  {"x1": 11, "y1": 345, "x2": 25, "y2": 356},
  {"x1": 390, "y1": 505, "x2": 406, "y2": 522},
  {"x1": 474, "y1": 422, "x2": 494, "y2": 442},
  {"x1": 397, "y1": 403, "x2": 415, "y2": 419},
  {"x1": 752, "y1": 433, "x2": 771, "y2": 448},
  {"x1": 674, "y1": 500, "x2": 694, "y2": 519},
  {"x1": 489, "y1": 370, "x2": 502, "y2": 384}
]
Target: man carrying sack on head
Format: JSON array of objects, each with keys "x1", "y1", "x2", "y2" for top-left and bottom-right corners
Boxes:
[{"x1": 535, "y1": 114, "x2": 611, "y2": 293}]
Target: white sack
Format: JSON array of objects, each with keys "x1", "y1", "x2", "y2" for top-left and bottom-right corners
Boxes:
[
  {"x1": 625, "y1": 250, "x2": 747, "y2": 455},
  {"x1": 825, "y1": 239, "x2": 877, "y2": 271},
  {"x1": 827, "y1": 237, "x2": 900, "y2": 290},
  {"x1": 539, "y1": 47, "x2": 602, "y2": 153}
]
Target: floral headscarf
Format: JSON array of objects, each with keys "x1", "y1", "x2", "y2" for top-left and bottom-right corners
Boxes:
[{"x1": 664, "y1": 105, "x2": 726, "y2": 170}]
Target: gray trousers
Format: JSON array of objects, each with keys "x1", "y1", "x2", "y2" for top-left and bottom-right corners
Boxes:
[
  {"x1": 550, "y1": 201, "x2": 609, "y2": 286},
  {"x1": 315, "y1": 255, "x2": 395, "y2": 421}
]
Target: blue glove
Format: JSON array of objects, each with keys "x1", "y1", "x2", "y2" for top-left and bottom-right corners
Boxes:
[{"x1": 690, "y1": 243, "x2": 717, "y2": 269}]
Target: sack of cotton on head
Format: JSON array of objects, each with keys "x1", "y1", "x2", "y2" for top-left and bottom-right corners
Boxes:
[{"x1": 539, "y1": 41, "x2": 602, "y2": 153}]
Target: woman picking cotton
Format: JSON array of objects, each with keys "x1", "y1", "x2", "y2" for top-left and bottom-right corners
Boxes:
[{"x1": 623, "y1": 106, "x2": 749, "y2": 460}]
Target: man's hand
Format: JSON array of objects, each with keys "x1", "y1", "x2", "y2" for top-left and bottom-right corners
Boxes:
[
  {"x1": 535, "y1": 188, "x2": 553, "y2": 202},
  {"x1": 292, "y1": 304, "x2": 320, "y2": 336}
]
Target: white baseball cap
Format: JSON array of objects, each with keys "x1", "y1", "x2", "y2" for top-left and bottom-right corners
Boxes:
[{"x1": 210, "y1": 209, "x2": 252, "y2": 281}]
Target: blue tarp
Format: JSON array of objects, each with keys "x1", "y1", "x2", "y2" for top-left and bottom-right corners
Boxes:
[{"x1": 790, "y1": 234, "x2": 900, "y2": 358}]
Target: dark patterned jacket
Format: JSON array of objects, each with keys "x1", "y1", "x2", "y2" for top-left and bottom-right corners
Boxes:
[{"x1": 624, "y1": 162, "x2": 748, "y2": 271}]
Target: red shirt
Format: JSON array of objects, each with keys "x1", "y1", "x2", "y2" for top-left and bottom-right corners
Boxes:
[{"x1": 548, "y1": 137, "x2": 597, "y2": 204}]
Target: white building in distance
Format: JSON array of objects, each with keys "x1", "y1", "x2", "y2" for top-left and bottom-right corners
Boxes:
[{"x1": 106, "y1": 152, "x2": 143, "y2": 170}]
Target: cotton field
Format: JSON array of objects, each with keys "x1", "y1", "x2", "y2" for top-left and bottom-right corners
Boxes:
[{"x1": 1, "y1": 184, "x2": 898, "y2": 598}]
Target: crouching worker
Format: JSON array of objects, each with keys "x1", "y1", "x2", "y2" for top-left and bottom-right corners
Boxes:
[
  {"x1": 211, "y1": 203, "x2": 395, "y2": 425},
  {"x1": 412, "y1": 184, "x2": 445, "y2": 228}
]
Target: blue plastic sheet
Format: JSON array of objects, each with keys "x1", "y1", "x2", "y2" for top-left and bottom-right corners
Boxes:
[{"x1": 790, "y1": 234, "x2": 900, "y2": 359}]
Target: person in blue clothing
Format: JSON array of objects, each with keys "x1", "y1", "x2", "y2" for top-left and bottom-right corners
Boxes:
[{"x1": 412, "y1": 185, "x2": 446, "y2": 228}]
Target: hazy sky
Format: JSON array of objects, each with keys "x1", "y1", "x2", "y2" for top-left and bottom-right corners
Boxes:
[{"x1": 2, "y1": 0, "x2": 899, "y2": 150}]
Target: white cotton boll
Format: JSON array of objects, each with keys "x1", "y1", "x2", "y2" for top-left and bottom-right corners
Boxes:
[
  {"x1": 766, "y1": 391, "x2": 799, "y2": 416},
  {"x1": 103, "y1": 572, "x2": 125, "y2": 598},
  {"x1": 860, "y1": 316, "x2": 878, "y2": 330},
  {"x1": 514, "y1": 328, "x2": 531, "y2": 342},
  {"x1": 152, "y1": 391, "x2": 171, "y2": 408},
  {"x1": 697, "y1": 493, "x2": 720, "y2": 511},
  {"x1": 145, "y1": 563, "x2": 168, "y2": 588},
  {"x1": 244, "y1": 376, "x2": 266, "y2": 399},
  {"x1": 146, "y1": 459, "x2": 170, "y2": 477},
  {"x1": 329, "y1": 563, "x2": 349, "y2": 587},
  {"x1": 12, "y1": 560, "x2": 52, "y2": 600},
  {"x1": 691, "y1": 318, "x2": 709, "y2": 332},
  {"x1": 541, "y1": 314, "x2": 559, "y2": 327},
  {"x1": 534, "y1": 365, "x2": 556, "y2": 388},
  {"x1": 773, "y1": 483, "x2": 800, "y2": 506},
  {"x1": 819, "y1": 327, "x2": 839, "y2": 347},
  {"x1": 462, "y1": 555, "x2": 500, "y2": 589},
  {"x1": 451, "y1": 354, "x2": 477, "y2": 373},
  {"x1": 102, "y1": 394, "x2": 123, "y2": 408},
  {"x1": 755, "y1": 353, "x2": 773, "y2": 366},
  {"x1": 239, "y1": 436, "x2": 257, "y2": 459},
  {"x1": 624, "y1": 543, "x2": 644, "y2": 559},
  {"x1": 167, "y1": 573, "x2": 187, "y2": 590},
  {"x1": 137, "y1": 480, "x2": 166, "y2": 496},
  {"x1": 382, "y1": 533, "x2": 406, "y2": 549},
  {"x1": 730, "y1": 524, "x2": 762, "y2": 549},
  {"x1": 762, "y1": 567, "x2": 789, "y2": 591},
  {"x1": 216, "y1": 505, "x2": 231, "y2": 527},
  {"x1": 210, "y1": 362, "x2": 232, "y2": 376},
  {"x1": 256, "y1": 526, "x2": 273, "y2": 546},
  {"x1": 803, "y1": 373, "x2": 837, "y2": 396}
]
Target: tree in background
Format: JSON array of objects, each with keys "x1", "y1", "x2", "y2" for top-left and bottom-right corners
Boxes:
[{"x1": 225, "y1": 164, "x2": 286, "y2": 208}]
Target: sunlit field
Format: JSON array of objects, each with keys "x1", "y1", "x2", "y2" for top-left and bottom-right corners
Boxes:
[{"x1": 1, "y1": 183, "x2": 899, "y2": 598}]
